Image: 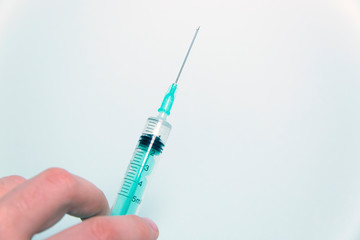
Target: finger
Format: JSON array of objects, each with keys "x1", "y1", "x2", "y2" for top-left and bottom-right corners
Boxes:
[
  {"x1": 0, "y1": 175, "x2": 26, "y2": 198},
  {"x1": 0, "y1": 168, "x2": 109, "y2": 239},
  {"x1": 47, "y1": 215, "x2": 159, "y2": 240}
]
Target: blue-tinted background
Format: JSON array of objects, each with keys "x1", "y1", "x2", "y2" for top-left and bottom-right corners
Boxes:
[{"x1": 0, "y1": 0, "x2": 360, "y2": 239}]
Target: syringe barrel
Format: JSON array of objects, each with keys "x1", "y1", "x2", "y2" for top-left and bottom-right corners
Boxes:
[{"x1": 111, "y1": 116, "x2": 171, "y2": 215}]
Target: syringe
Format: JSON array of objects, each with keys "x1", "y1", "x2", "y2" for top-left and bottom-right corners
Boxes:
[{"x1": 111, "y1": 27, "x2": 200, "y2": 216}]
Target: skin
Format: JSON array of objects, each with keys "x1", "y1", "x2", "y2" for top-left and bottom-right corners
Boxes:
[{"x1": 0, "y1": 168, "x2": 159, "y2": 240}]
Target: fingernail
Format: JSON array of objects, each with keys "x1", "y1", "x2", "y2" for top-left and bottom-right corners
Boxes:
[{"x1": 143, "y1": 217, "x2": 159, "y2": 235}]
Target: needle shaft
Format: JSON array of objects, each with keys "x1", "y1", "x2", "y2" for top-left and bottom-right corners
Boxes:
[{"x1": 175, "y1": 26, "x2": 200, "y2": 84}]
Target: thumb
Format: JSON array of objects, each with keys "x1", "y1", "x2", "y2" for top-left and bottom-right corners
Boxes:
[{"x1": 48, "y1": 215, "x2": 159, "y2": 240}]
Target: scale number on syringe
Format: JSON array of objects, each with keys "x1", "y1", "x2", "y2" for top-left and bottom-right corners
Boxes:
[{"x1": 132, "y1": 196, "x2": 141, "y2": 204}]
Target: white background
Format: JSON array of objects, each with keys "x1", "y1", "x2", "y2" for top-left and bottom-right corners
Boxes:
[{"x1": 1, "y1": 0, "x2": 360, "y2": 239}]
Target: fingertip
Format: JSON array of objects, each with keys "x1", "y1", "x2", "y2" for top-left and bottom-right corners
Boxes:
[
  {"x1": 0, "y1": 175, "x2": 26, "y2": 186},
  {"x1": 0, "y1": 175, "x2": 27, "y2": 198},
  {"x1": 6, "y1": 175, "x2": 27, "y2": 183},
  {"x1": 142, "y1": 217, "x2": 159, "y2": 239},
  {"x1": 142, "y1": 217, "x2": 158, "y2": 233}
]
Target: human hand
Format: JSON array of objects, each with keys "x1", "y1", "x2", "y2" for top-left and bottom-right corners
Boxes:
[{"x1": 0, "y1": 168, "x2": 159, "y2": 239}]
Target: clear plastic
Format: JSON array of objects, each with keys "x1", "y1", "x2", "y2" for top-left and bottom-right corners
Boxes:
[{"x1": 111, "y1": 116, "x2": 171, "y2": 215}]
